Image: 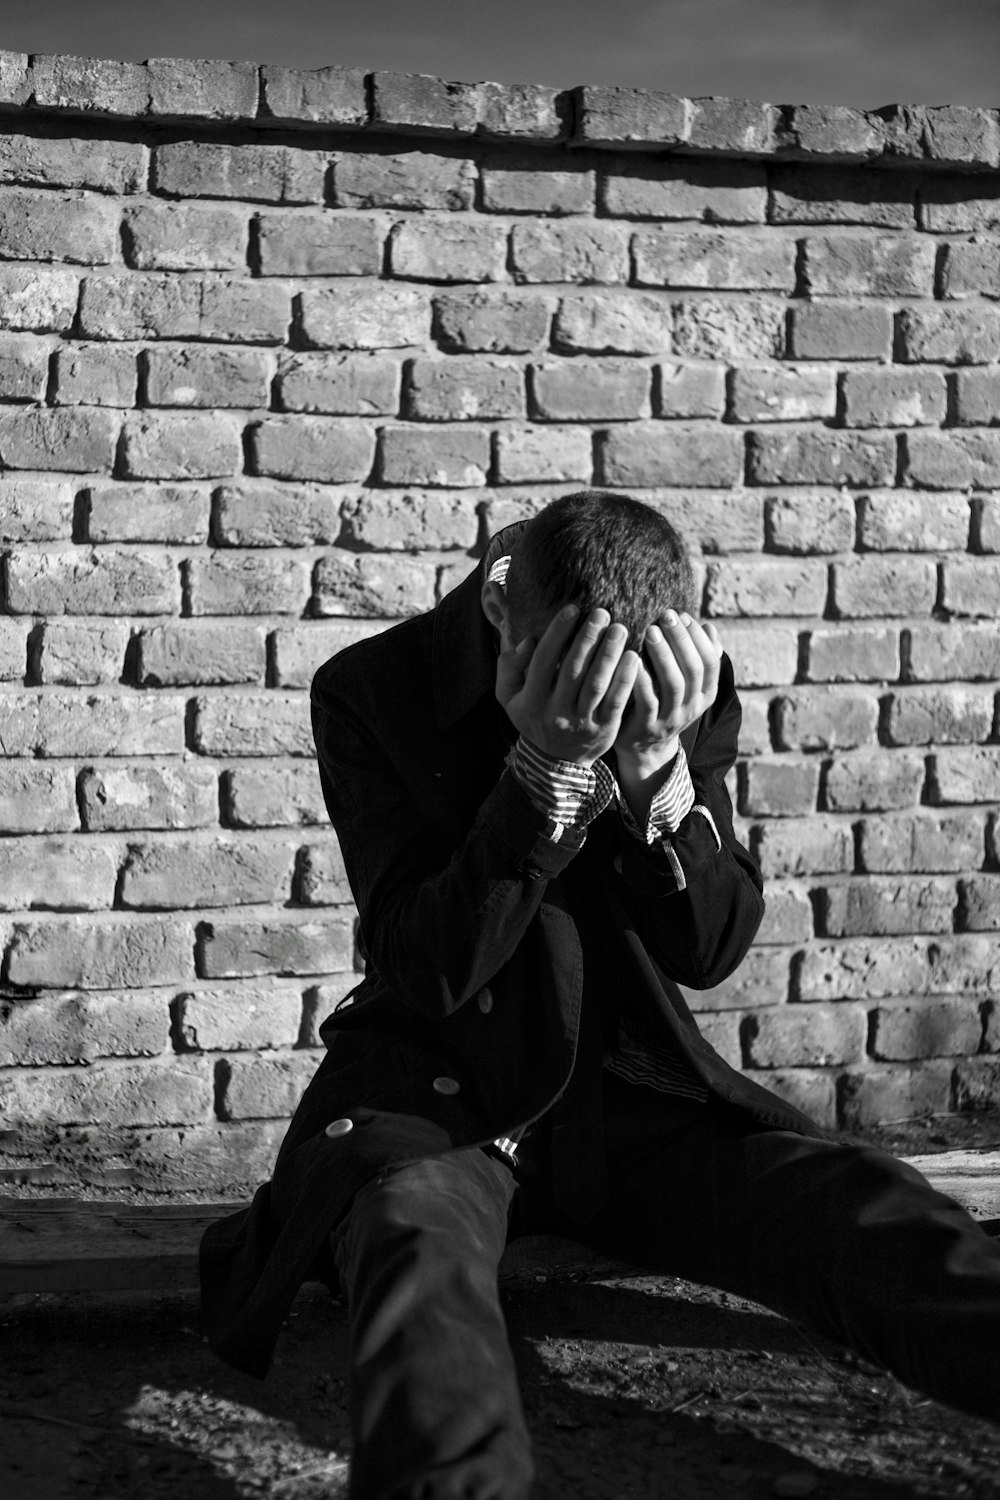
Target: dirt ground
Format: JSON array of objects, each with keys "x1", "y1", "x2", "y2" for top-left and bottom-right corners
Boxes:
[{"x1": 3, "y1": 1111, "x2": 1000, "y2": 1499}]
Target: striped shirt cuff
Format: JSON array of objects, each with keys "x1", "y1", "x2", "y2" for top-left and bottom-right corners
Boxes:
[
  {"x1": 616, "y1": 743, "x2": 697, "y2": 844},
  {"x1": 508, "y1": 736, "x2": 616, "y2": 841}
]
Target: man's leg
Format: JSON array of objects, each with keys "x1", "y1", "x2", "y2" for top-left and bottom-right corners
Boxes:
[
  {"x1": 331, "y1": 1147, "x2": 533, "y2": 1500},
  {"x1": 579, "y1": 1073, "x2": 1000, "y2": 1424}
]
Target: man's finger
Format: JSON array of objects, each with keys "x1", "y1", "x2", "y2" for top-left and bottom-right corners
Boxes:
[
  {"x1": 522, "y1": 604, "x2": 580, "y2": 691},
  {"x1": 576, "y1": 621, "x2": 629, "y2": 712},
  {"x1": 556, "y1": 608, "x2": 612, "y2": 701},
  {"x1": 679, "y1": 614, "x2": 723, "y2": 701},
  {"x1": 597, "y1": 647, "x2": 641, "y2": 727},
  {"x1": 643, "y1": 618, "x2": 686, "y2": 708}
]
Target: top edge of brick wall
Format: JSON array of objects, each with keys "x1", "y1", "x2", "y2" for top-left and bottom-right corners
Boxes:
[{"x1": 2, "y1": 51, "x2": 1000, "y2": 171}]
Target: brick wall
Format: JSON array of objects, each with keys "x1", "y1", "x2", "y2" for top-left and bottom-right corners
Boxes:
[{"x1": 0, "y1": 52, "x2": 998, "y2": 1198}]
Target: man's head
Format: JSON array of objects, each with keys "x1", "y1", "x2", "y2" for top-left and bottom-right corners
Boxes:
[{"x1": 481, "y1": 491, "x2": 695, "y2": 650}]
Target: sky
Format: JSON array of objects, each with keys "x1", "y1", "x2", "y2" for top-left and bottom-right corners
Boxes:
[{"x1": 1, "y1": 0, "x2": 999, "y2": 109}]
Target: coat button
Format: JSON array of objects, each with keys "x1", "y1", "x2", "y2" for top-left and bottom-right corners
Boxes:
[
  {"x1": 432, "y1": 1076, "x2": 461, "y2": 1096},
  {"x1": 324, "y1": 1117, "x2": 354, "y2": 1138},
  {"x1": 478, "y1": 987, "x2": 493, "y2": 1014}
]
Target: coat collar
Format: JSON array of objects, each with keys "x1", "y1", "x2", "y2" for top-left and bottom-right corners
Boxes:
[{"x1": 432, "y1": 521, "x2": 528, "y2": 730}]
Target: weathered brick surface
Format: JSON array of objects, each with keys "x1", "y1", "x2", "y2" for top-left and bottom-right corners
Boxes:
[{"x1": 4, "y1": 57, "x2": 1000, "y2": 1186}]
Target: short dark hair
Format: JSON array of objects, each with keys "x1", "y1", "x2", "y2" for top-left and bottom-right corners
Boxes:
[{"x1": 504, "y1": 491, "x2": 695, "y2": 648}]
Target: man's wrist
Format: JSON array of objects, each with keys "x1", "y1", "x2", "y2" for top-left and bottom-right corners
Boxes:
[{"x1": 615, "y1": 737, "x2": 680, "y2": 783}]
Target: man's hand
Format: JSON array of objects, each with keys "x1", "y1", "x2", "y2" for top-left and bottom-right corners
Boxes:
[{"x1": 495, "y1": 605, "x2": 640, "y2": 766}]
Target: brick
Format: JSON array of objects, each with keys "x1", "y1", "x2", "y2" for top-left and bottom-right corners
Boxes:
[
  {"x1": 705, "y1": 558, "x2": 827, "y2": 617},
  {"x1": 86, "y1": 484, "x2": 208, "y2": 544},
  {"x1": 599, "y1": 424, "x2": 741, "y2": 488},
  {"x1": 553, "y1": 292, "x2": 672, "y2": 355},
  {"x1": 953, "y1": 1058, "x2": 1000, "y2": 1111},
  {"x1": 746, "y1": 1069, "x2": 837, "y2": 1129},
  {"x1": 672, "y1": 297, "x2": 785, "y2": 360},
  {"x1": 404, "y1": 357, "x2": 523, "y2": 421},
  {"x1": 977, "y1": 497, "x2": 1000, "y2": 551},
  {"x1": 887, "y1": 687, "x2": 993, "y2": 746},
  {"x1": 822, "y1": 876, "x2": 955, "y2": 937},
  {"x1": 528, "y1": 359, "x2": 647, "y2": 422},
  {"x1": 251, "y1": 415, "x2": 375, "y2": 482},
  {"x1": 803, "y1": 234, "x2": 935, "y2": 297},
  {"x1": 313, "y1": 552, "x2": 436, "y2": 617},
  {"x1": 858, "y1": 810, "x2": 984, "y2": 873},
  {"x1": 872, "y1": 999, "x2": 982, "y2": 1061},
  {"x1": 681, "y1": 1012, "x2": 739, "y2": 1069},
  {"x1": 789, "y1": 302, "x2": 893, "y2": 360},
  {"x1": 0, "y1": 764, "x2": 78, "y2": 834},
  {"x1": 279, "y1": 353, "x2": 400, "y2": 416},
  {"x1": 272, "y1": 623, "x2": 385, "y2": 692},
  {"x1": 831, "y1": 558, "x2": 937, "y2": 618},
  {"x1": 371, "y1": 71, "x2": 477, "y2": 135},
  {"x1": 920, "y1": 180, "x2": 1000, "y2": 233},
  {"x1": 79, "y1": 273, "x2": 288, "y2": 343},
  {"x1": 122, "y1": 411, "x2": 243, "y2": 479},
  {"x1": 785, "y1": 105, "x2": 884, "y2": 161},
  {"x1": 824, "y1": 750, "x2": 924, "y2": 812},
  {"x1": 744, "y1": 1004, "x2": 865, "y2": 1068},
  {"x1": 7, "y1": 915, "x2": 194, "y2": 989},
  {"x1": 740, "y1": 759, "x2": 819, "y2": 817},
  {"x1": 0, "y1": 406, "x2": 117, "y2": 472},
  {"x1": 899, "y1": 306, "x2": 1000, "y2": 365},
  {"x1": 940, "y1": 240, "x2": 1000, "y2": 300},
  {"x1": 0, "y1": 836, "x2": 117, "y2": 911},
  {"x1": 510, "y1": 222, "x2": 628, "y2": 285},
  {"x1": 718, "y1": 622, "x2": 798, "y2": 687},
  {"x1": 138, "y1": 622, "x2": 264, "y2": 686},
  {"x1": 633, "y1": 228, "x2": 794, "y2": 291},
  {"x1": 765, "y1": 494, "x2": 854, "y2": 553},
  {"x1": 192, "y1": 693, "x2": 312, "y2": 757},
  {"x1": 142, "y1": 345, "x2": 270, "y2": 410},
  {"x1": 750, "y1": 430, "x2": 895, "y2": 487},
  {"x1": 888, "y1": 104, "x2": 1000, "y2": 168},
  {"x1": 839, "y1": 1063, "x2": 952, "y2": 1127},
  {"x1": 478, "y1": 82, "x2": 565, "y2": 141},
  {"x1": 495, "y1": 425, "x2": 591, "y2": 484},
  {"x1": 339, "y1": 492, "x2": 480, "y2": 551},
  {"x1": 0, "y1": 50, "x2": 31, "y2": 106},
  {"x1": 186, "y1": 554, "x2": 309, "y2": 616},
  {"x1": 769, "y1": 168, "x2": 915, "y2": 228},
  {"x1": 807, "y1": 625, "x2": 899, "y2": 685},
  {"x1": 54, "y1": 344, "x2": 136, "y2": 407},
  {"x1": 687, "y1": 97, "x2": 781, "y2": 155},
  {"x1": 199, "y1": 913, "x2": 355, "y2": 978},
  {"x1": 907, "y1": 431, "x2": 1000, "y2": 491},
  {"x1": 0, "y1": 335, "x2": 50, "y2": 401},
  {"x1": 0, "y1": 989, "x2": 168, "y2": 1067},
  {"x1": 0, "y1": 265, "x2": 78, "y2": 332},
  {"x1": 389, "y1": 218, "x2": 508, "y2": 282},
  {"x1": 378, "y1": 424, "x2": 489, "y2": 486},
  {"x1": 219, "y1": 1053, "x2": 319, "y2": 1121},
  {"x1": 775, "y1": 688, "x2": 879, "y2": 751},
  {"x1": 123, "y1": 200, "x2": 248, "y2": 270},
  {"x1": 154, "y1": 139, "x2": 321, "y2": 203},
  {"x1": 678, "y1": 946, "x2": 791, "y2": 1011},
  {"x1": 573, "y1": 85, "x2": 686, "y2": 149},
  {"x1": 223, "y1": 763, "x2": 328, "y2": 828},
  {"x1": 843, "y1": 369, "x2": 947, "y2": 429},
  {"x1": 301, "y1": 282, "x2": 429, "y2": 350},
  {"x1": 0, "y1": 478, "x2": 73, "y2": 540},
  {"x1": 735, "y1": 695, "x2": 771, "y2": 755},
  {"x1": 6, "y1": 549, "x2": 177, "y2": 616},
  {"x1": 297, "y1": 839, "x2": 351, "y2": 904},
  {"x1": 146, "y1": 57, "x2": 258, "y2": 120},
  {"x1": 905, "y1": 623, "x2": 1000, "y2": 682},
  {"x1": 755, "y1": 884, "x2": 815, "y2": 945},
  {"x1": 261, "y1": 64, "x2": 367, "y2": 127},
  {"x1": 932, "y1": 747, "x2": 1000, "y2": 804},
  {"x1": 858, "y1": 491, "x2": 967, "y2": 552},
  {"x1": 656, "y1": 363, "x2": 726, "y2": 419},
  {"x1": 801, "y1": 935, "x2": 1000, "y2": 1001},
  {"x1": 0, "y1": 134, "x2": 145, "y2": 194},
  {"x1": 941, "y1": 559, "x2": 1000, "y2": 617},
  {"x1": 603, "y1": 160, "x2": 766, "y2": 222},
  {"x1": 121, "y1": 837, "x2": 293, "y2": 909},
  {"x1": 0, "y1": 187, "x2": 119, "y2": 264},
  {"x1": 479, "y1": 162, "x2": 593, "y2": 215},
  {"x1": 961, "y1": 875, "x2": 1000, "y2": 932},
  {"x1": 333, "y1": 151, "x2": 474, "y2": 211},
  {"x1": 0, "y1": 620, "x2": 25, "y2": 681},
  {"x1": 80, "y1": 762, "x2": 219, "y2": 833},
  {"x1": 0, "y1": 1056, "x2": 212, "y2": 1127},
  {"x1": 256, "y1": 211, "x2": 379, "y2": 276},
  {"x1": 955, "y1": 369, "x2": 1000, "y2": 427},
  {"x1": 34, "y1": 694, "x2": 186, "y2": 758},
  {"x1": 213, "y1": 483, "x2": 342, "y2": 547},
  {"x1": 35, "y1": 620, "x2": 129, "y2": 686},
  {"x1": 434, "y1": 289, "x2": 553, "y2": 353},
  {"x1": 174, "y1": 983, "x2": 303, "y2": 1052},
  {"x1": 729, "y1": 367, "x2": 836, "y2": 423}
]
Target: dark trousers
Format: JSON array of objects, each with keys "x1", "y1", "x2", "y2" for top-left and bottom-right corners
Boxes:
[{"x1": 331, "y1": 1073, "x2": 1000, "y2": 1499}]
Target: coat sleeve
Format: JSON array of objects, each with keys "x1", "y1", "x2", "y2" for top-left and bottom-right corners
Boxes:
[
  {"x1": 311, "y1": 666, "x2": 584, "y2": 1020},
  {"x1": 613, "y1": 653, "x2": 765, "y2": 989}
]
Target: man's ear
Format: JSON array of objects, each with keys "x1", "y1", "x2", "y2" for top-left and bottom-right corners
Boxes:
[{"x1": 480, "y1": 580, "x2": 510, "y2": 635}]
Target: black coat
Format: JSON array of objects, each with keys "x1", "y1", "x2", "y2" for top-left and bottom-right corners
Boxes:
[{"x1": 201, "y1": 524, "x2": 821, "y2": 1377}]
